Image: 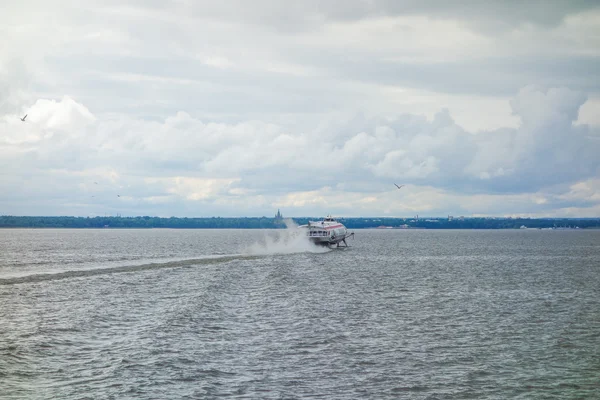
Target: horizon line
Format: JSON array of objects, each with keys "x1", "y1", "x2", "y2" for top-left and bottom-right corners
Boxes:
[{"x1": 2, "y1": 215, "x2": 599, "y2": 220}]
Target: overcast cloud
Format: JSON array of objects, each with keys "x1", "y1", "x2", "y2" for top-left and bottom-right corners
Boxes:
[{"x1": 1, "y1": 0, "x2": 599, "y2": 217}]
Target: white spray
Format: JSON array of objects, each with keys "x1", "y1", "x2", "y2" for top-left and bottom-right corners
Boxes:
[{"x1": 243, "y1": 218, "x2": 331, "y2": 255}]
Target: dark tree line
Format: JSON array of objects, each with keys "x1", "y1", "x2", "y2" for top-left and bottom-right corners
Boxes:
[
  {"x1": 0, "y1": 215, "x2": 599, "y2": 229},
  {"x1": 0, "y1": 216, "x2": 284, "y2": 229}
]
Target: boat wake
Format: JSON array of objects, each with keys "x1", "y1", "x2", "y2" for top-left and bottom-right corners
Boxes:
[
  {"x1": 243, "y1": 219, "x2": 331, "y2": 255},
  {"x1": 0, "y1": 254, "x2": 260, "y2": 286},
  {"x1": 0, "y1": 221, "x2": 332, "y2": 286}
]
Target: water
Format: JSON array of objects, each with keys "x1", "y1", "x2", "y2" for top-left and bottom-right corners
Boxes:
[{"x1": 1, "y1": 228, "x2": 599, "y2": 399}]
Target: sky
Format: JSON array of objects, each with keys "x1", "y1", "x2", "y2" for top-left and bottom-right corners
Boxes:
[{"x1": 1, "y1": 0, "x2": 600, "y2": 218}]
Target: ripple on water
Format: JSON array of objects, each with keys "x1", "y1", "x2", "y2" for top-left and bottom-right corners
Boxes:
[{"x1": 1, "y1": 229, "x2": 600, "y2": 399}]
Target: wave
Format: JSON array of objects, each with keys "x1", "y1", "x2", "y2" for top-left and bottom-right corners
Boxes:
[
  {"x1": 0, "y1": 254, "x2": 259, "y2": 286},
  {"x1": 3, "y1": 255, "x2": 143, "y2": 268}
]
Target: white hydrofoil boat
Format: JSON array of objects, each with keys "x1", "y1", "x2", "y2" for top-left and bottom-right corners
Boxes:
[{"x1": 299, "y1": 216, "x2": 354, "y2": 247}]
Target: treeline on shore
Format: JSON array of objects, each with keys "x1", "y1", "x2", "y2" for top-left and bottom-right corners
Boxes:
[{"x1": 1, "y1": 215, "x2": 599, "y2": 229}]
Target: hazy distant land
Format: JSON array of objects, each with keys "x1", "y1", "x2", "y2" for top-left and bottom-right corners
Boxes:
[{"x1": 1, "y1": 216, "x2": 599, "y2": 230}]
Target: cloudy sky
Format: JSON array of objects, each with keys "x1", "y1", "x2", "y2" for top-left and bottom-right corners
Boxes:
[{"x1": 1, "y1": 0, "x2": 600, "y2": 217}]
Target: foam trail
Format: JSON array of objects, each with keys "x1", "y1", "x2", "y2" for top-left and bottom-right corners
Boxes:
[
  {"x1": 0, "y1": 255, "x2": 260, "y2": 285},
  {"x1": 243, "y1": 219, "x2": 331, "y2": 255}
]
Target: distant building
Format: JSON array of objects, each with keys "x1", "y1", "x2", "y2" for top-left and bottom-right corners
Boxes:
[{"x1": 274, "y1": 209, "x2": 283, "y2": 221}]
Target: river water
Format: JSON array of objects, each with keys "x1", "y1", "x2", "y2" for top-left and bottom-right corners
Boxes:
[{"x1": 1, "y1": 228, "x2": 599, "y2": 399}]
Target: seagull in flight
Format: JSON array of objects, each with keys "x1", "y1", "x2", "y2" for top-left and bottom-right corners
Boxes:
[
  {"x1": 394, "y1": 183, "x2": 405, "y2": 189},
  {"x1": 20, "y1": 114, "x2": 27, "y2": 122}
]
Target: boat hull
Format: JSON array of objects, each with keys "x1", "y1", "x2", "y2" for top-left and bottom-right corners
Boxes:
[{"x1": 308, "y1": 234, "x2": 353, "y2": 246}]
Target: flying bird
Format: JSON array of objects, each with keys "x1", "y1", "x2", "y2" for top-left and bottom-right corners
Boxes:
[
  {"x1": 117, "y1": 195, "x2": 120, "y2": 197},
  {"x1": 394, "y1": 183, "x2": 405, "y2": 189},
  {"x1": 20, "y1": 114, "x2": 27, "y2": 122}
]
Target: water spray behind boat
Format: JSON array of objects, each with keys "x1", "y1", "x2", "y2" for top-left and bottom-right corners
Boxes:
[{"x1": 243, "y1": 218, "x2": 331, "y2": 255}]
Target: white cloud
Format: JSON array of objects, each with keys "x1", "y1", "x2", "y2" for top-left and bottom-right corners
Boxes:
[
  {"x1": 147, "y1": 177, "x2": 241, "y2": 201},
  {"x1": 558, "y1": 178, "x2": 600, "y2": 203},
  {"x1": 577, "y1": 96, "x2": 600, "y2": 126},
  {"x1": 26, "y1": 96, "x2": 95, "y2": 130},
  {"x1": 1, "y1": 84, "x2": 598, "y2": 217},
  {"x1": 1, "y1": 1, "x2": 599, "y2": 216},
  {"x1": 200, "y1": 56, "x2": 233, "y2": 69}
]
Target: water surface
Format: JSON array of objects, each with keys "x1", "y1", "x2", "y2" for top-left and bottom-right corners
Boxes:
[{"x1": 1, "y1": 229, "x2": 599, "y2": 399}]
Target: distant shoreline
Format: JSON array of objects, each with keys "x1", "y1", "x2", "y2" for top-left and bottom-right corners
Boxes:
[
  {"x1": 1, "y1": 216, "x2": 599, "y2": 230},
  {"x1": 1, "y1": 227, "x2": 598, "y2": 230}
]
